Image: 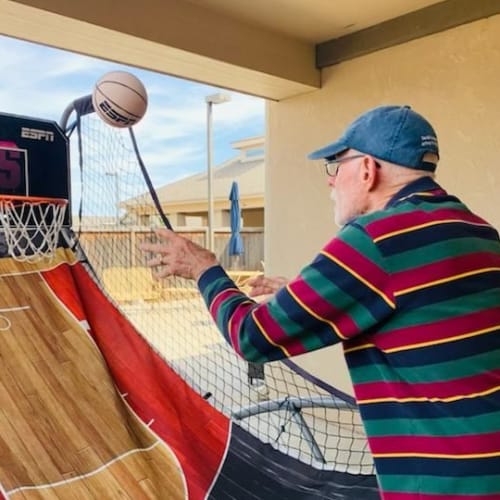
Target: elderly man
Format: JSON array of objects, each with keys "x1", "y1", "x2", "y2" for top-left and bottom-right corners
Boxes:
[{"x1": 141, "y1": 105, "x2": 500, "y2": 499}]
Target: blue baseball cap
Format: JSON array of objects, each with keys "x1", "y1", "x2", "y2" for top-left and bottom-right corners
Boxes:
[{"x1": 308, "y1": 105, "x2": 439, "y2": 171}]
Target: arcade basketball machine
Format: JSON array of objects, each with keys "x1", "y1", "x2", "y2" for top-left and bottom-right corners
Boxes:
[
  {"x1": 0, "y1": 113, "x2": 70, "y2": 262},
  {"x1": 0, "y1": 70, "x2": 148, "y2": 263}
]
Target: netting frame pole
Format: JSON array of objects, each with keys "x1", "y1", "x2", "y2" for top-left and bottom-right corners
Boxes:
[{"x1": 232, "y1": 395, "x2": 357, "y2": 466}]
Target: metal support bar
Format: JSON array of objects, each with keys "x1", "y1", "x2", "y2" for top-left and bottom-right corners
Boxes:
[{"x1": 232, "y1": 395, "x2": 357, "y2": 464}]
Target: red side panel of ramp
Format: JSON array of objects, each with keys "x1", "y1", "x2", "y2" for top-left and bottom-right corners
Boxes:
[{"x1": 42, "y1": 261, "x2": 230, "y2": 500}]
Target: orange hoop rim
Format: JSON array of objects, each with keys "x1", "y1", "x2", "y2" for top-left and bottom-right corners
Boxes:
[{"x1": 0, "y1": 194, "x2": 68, "y2": 206}]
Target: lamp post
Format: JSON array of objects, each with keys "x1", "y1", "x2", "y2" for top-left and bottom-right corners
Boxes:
[{"x1": 205, "y1": 92, "x2": 231, "y2": 251}]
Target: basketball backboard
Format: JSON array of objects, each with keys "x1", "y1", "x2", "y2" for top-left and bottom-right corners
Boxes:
[{"x1": 0, "y1": 111, "x2": 70, "y2": 227}]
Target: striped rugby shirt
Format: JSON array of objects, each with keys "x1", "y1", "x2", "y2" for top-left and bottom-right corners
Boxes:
[{"x1": 197, "y1": 177, "x2": 500, "y2": 499}]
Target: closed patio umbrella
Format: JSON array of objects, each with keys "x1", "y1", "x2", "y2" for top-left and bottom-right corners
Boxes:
[{"x1": 228, "y1": 181, "x2": 244, "y2": 266}]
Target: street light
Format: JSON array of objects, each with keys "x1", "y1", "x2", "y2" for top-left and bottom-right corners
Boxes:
[{"x1": 205, "y1": 92, "x2": 231, "y2": 251}]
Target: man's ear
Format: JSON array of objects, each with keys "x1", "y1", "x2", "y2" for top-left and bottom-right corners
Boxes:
[{"x1": 362, "y1": 156, "x2": 379, "y2": 191}]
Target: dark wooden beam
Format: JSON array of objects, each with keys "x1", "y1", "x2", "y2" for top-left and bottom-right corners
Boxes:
[{"x1": 317, "y1": 0, "x2": 500, "y2": 68}]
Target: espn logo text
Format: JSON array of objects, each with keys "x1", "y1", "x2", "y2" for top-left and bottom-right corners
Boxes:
[
  {"x1": 21, "y1": 127, "x2": 54, "y2": 142},
  {"x1": 98, "y1": 100, "x2": 135, "y2": 126}
]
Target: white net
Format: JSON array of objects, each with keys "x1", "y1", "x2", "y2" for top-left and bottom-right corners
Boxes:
[
  {"x1": 0, "y1": 195, "x2": 67, "y2": 263},
  {"x1": 69, "y1": 111, "x2": 375, "y2": 476}
]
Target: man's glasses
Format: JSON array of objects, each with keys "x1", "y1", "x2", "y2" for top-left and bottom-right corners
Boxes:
[{"x1": 324, "y1": 154, "x2": 381, "y2": 176}]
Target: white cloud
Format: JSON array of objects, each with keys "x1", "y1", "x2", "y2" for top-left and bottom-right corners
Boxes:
[
  {"x1": 0, "y1": 35, "x2": 265, "y2": 221},
  {"x1": 0, "y1": 35, "x2": 265, "y2": 195}
]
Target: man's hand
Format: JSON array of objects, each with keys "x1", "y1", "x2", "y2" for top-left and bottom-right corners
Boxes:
[
  {"x1": 245, "y1": 275, "x2": 288, "y2": 297},
  {"x1": 140, "y1": 228, "x2": 218, "y2": 281}
]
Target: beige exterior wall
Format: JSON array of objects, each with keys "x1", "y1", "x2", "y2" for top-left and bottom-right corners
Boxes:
[{"x1": 266, "y1": 15, "x2": 500, "y2": 395}]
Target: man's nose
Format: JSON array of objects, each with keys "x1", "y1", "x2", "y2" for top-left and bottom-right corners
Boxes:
[{"x1": 327, "y1": 175, "x2": 336, "y2": 188}]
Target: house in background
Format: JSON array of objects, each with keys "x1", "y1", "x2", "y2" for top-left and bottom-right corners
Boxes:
[
  {"x1": 123, "y1": 136, "x2": 265, "y2": 230},
  {"x1": 77, "y1": 136, "x2": 265, "y2": 270}
]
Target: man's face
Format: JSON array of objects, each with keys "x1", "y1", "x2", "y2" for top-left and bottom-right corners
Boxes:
[{"x1": 326, "y1": 151, "x2": 368, "y2": 227}]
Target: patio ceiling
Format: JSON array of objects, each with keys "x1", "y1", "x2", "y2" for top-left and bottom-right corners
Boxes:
[{"x1": 1, "y1": 0, "x2": 499, "y2": 100}]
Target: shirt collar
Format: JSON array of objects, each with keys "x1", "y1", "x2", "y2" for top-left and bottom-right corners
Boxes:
[{"x1": 385, "y1": 177, "x2": 445, "y2": 208}]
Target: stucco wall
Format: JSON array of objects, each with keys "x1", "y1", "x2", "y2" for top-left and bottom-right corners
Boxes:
[{"x1": 265, "y1": 14, "x2": 500, "y2": 395}]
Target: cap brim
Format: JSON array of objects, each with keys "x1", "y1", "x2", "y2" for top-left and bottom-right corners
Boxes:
[{"x1": 307, "y1": 140, "x2": 348, "y2": 160}]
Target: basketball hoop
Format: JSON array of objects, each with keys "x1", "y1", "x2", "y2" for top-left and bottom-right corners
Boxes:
[{"x1": 0, "y1": 195, "x2": 68, "y2": 263}]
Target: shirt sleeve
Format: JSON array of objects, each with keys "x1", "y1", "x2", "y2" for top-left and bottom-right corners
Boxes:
[{"x1": 197, "y1": 223, "x2": 395, "y2": 363}]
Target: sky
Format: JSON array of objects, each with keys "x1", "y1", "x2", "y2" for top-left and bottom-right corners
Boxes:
[{"x1": 0, "y1": 35, "x2": 266, "y2": 189}]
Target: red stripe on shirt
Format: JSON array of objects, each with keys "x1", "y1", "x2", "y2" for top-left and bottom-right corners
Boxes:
[
  {"x1": 373, "y1": 308, "x2": 500, "y2": 351},
  {"x1": 356, "y1": 369, "x2": 500, "y2": 402},
  {"x1": 288, "y1": 277, "x2": 360, "y2": 339},
  {"x1": 392, "y1": 252, "x2": 500, "y2": 293},
  {"x1": 323, "y1": 239, "x2": 392, "y2": 296},
  {"x1": 370, "y1": 431, "x2": 500, "y2": 456},
  {"x1": 366, "y1": 208, "x2": 490, "y2": 240},
  {"x1": 228, "y1": 301, "x2": 255, "y2": 354},
  {"x1": 252, "y1": 305, "x2": 308, "y2": 356},
  {"x1": 209, "y1": 288, "x2": 239, "y2": 317}
]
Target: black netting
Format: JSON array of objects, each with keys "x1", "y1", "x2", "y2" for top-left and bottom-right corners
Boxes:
[{"x1": 69, "y1": 109, "x2": 375, "y2": 477}]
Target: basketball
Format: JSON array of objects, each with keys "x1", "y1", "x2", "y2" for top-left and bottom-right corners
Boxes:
[{"x1": 92, "y1": 71, "x2": 148, "y2": 128}]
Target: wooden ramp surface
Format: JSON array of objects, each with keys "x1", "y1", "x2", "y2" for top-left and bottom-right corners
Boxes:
[{"x1": 0, "y1": 250, "x2": 229, "y2": 499}]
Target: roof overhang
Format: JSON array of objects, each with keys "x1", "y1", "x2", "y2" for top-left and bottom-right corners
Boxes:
[
  {"x1": 0, "y1": 0, "x2": 319, "y2": 101},
  {"x1": 2, "y1": 0, "x2": 499, "y2": 101}
]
